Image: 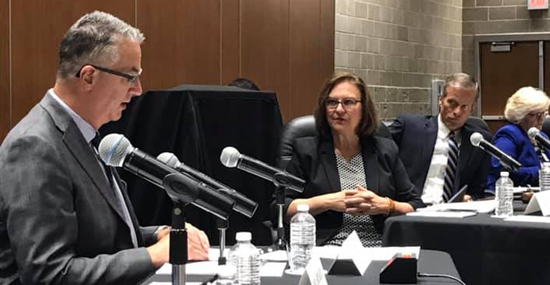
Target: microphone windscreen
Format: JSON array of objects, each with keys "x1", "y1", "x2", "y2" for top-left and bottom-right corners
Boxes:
[
  {"x1": 528, "y1": 127, "x2": 539, "y2": 139},
  {"x1": 98, "y1": 133, "x2": 133, "y2": 167},
  {"x1": 157, "y1": 152, "x2": 181, "y2": 168},
  {"x1": 220, "y1": 147, "x2": 240, "y2": 168},
  {"x1": 470, "y1": 132, "x2": 483, "y2": 147}
]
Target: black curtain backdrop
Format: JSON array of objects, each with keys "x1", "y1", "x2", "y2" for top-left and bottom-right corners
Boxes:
[{"x1": 101, "y1": 85, "x2": 283, "y2": 246}]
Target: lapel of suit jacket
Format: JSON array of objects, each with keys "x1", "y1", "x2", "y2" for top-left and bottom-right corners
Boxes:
[
  {"x1": 319, "y1": 139, "x2": 340, "y2": 192},
  {"x1": 113, "y1": 169, "x2": 144, "y2": 246},
  {"x1": 457, "y1": 124, "x2": 473, "y2": 183},
  {"x1": 361, "y1": 137, "x2": 378, "y2": 191},
  {"x1": 39, "y1": 94, "x2": 129, "y2": 225},
  {"x1": 422, "y1": 116, "x2": 439, "y2": 172}
]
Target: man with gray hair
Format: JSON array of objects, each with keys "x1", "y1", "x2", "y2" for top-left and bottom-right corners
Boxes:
[
  {"x1": 0, "y1": 11, "x2": 209, "y2": 284},
  {"x1": 389, "y1": 73, "x2": 492, "y2": 205}
]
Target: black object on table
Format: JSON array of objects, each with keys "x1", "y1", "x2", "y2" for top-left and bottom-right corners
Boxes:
[
  {"x1": 383, "y1": 210, "x2": 550, "y2": 285},
  {"x1": 143, "y1": 249, "x2": 461, "y2": 285}
]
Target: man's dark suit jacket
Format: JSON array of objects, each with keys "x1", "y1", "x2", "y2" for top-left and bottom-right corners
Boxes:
[
  {"x1": 389, "y1": 115, "x2": 492, "y2": 199},
  {"x1": 282, "y1": 135, "x2": 424, "y2": 245},
  {"x1": 0, "y1": 93, "x2": 158, "y2": 284}
]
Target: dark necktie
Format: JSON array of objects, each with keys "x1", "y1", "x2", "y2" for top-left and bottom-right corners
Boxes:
[{"x1": 443, "y1": 131, "x2": 459, "y2": 202}]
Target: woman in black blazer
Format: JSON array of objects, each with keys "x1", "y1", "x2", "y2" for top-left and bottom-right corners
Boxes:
[{"x1": 284, "y1": 72, "x2": 423, "y2": 246}]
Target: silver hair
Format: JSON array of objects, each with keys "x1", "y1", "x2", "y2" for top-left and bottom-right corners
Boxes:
[
  {"x1": 504, "y1": 87, "x2": 550, "y2": 123},
  {"x1": 441, "y1": 73, "x2": 478, "y2": 99},
  {"x1": 57, "y1": 11, "x2": 145, "y2": 79}
]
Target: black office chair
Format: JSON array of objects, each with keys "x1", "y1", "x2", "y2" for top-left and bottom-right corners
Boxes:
[
  {"x1": 466, "y1": 116, "x2": 490, "y2": 133},
  {"x1": 277, "y1": 115, "x2": 391, "y2": 169},
  {"x1": 543, "y1": 117, "x2": 550, "y2": 136}
]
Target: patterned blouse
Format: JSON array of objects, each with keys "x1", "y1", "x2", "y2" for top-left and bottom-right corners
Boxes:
[{"x1": 323, "y1": 151, "x2": 382, "y2": 247}]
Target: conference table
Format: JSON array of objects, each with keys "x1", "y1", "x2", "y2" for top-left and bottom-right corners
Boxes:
[
  {"x1": 144, "y1": 249, "x2": 461, "y2": 285},
  {"x1": 383, "y1": 201, "x2": 550, "y2": 285}
]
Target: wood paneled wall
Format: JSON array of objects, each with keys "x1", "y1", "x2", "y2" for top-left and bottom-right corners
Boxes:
[
  {"x1": 0, "y1": 0, "x2": 8, "y2": 140},
  {"x1": 0, "y1": 0, "x2": 335, "y2": 142}
]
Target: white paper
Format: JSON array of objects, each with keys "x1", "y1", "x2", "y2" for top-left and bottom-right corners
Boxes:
[
  {"x1": 335, "y1": 231, "x2": 371, "y2": 274},
  {"x1": 505, "y1": 215, "x2": 550, "y2": 223},
  {"x1": 300, "y1": 257, "x2": 328, "y2": 285},
  {"x1": 150, "y1": 281, "x2": 201, "y2": 285},
  {"x1": 407, "y1": 211, "x2": 477, "y2": 218},
  {"x1": 156, "y1": 261, "x2": 286, "y2": 277},
  {"x1": 417, "y1": 200, "x2": 495, "y2": 214},
  {"x1": 260, "y1": 262, "x2": 287, "y2": 277},
  {"x1": 260, "y1": 250, "x2": 288, "y2": 262},
  {"x1": 525, "y1": 190, "x2": 550, "y2": 216},
  {"x1": 513, "y1": 186, "x2": 540, "y2": 194}
]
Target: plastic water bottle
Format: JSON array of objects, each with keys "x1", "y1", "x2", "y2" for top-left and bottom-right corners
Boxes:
[
  {"x1": 213, "y1": 264, "x2": 239, "y2": 285},
  {"x1": 228, "y1": 232, "x2": 261, "y2": 285},
  {"x1": 495, "y1": 171, "x2": 513, "y2": 216},
  {"x1": 289, "y1": 204, "x2": 316, "y2": 274},
  {"x1": 539, "y1": 162, "x2": 550, "y2": 191}
]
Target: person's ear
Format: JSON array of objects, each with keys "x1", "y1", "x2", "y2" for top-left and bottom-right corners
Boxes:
[{"x1": 79, "y1": 65, "x2": 95, "y2": 87}]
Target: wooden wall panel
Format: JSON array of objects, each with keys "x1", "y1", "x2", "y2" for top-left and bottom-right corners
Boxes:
[
  {"x1": 220, "y1": 0, "x2": 240, "y2": 85},
  {"x1": 320, "y1": 0, "x2": 335, "y2": 85},
  {"x1": 10, "y1": 1, "x2": 135, "y2": 127},
  {"x1": 241, "y1": 0, "x2": 290, "y2": 121},
  {"x1": 138, "y1": 0, "x2": 221, "y2": 89},
  {"x1": 0, "y1": 0, "x2": 9, "y2": 140},
  {"x1": 289, "y1": 0, "x2": 334, "y2": 118}
]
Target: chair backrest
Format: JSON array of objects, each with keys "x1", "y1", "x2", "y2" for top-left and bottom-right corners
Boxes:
[
  {"x1": 277, "y1": 115, "x2": 391, "y2": 169},
  {"x1": 543, "y1": 117, "x2": 550, "y2": 136},
  {"x1": 466, "y1": 116, "x2": 490, "y2": 133}
]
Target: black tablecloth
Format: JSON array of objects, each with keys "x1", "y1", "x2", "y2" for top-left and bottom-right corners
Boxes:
[
  {"x1": 144, "y1": 249, "x2": 461, "y2": 285},
  {"x1": 101, "y1": 85, "x2": 283, "y2": 246},
  {"x1": 383, "y1": 209, "x2": 550, "y2": 285}
]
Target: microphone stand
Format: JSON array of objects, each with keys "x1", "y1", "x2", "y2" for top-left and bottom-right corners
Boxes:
[
  {"x1": 170, "y1": 204, "x2": 188, "y2": 285},
  {"x1": 216, "y1": 218, "x2": 228, "y2": 265},
  {"x1": 273, "y1": 173, "x2": 292, "y2": 251}
]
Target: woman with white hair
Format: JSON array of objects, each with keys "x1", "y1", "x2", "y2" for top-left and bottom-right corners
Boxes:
[{"x1": 486, "y1": 86, "x2": 550, "y2": 190}]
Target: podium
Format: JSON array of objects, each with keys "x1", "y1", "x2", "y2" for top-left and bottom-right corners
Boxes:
[{"x1": 102, "y1": 84, "x2": 283, "y2": 245}]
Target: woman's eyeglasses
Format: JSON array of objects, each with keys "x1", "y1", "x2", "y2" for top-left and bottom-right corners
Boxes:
[{"x1": 325, "y1": 98, "x2": 361, "y2": 110}]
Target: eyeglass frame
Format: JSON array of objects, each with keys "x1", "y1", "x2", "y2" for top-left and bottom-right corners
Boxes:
[
  {"x1": 526, "y1": 110, "x2": 549, "y2": 120},
  {"x1": 325, "y1": 97, "x2": 362, "y2": 110},
  {"x1": 75, "y1": 64, "x2": 142, "y2": 84}
]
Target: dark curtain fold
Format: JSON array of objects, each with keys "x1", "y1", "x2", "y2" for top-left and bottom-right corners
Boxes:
[{"x1": 101, "y1": 85, "x2": 283, "y2": 245}]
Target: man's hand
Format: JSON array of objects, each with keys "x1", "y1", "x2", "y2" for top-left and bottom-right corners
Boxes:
[{"x1": 186, "y1": 223, "x2": 210, "y2": 260}]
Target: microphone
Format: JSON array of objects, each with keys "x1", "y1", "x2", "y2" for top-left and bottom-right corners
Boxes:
[
  {"x1": 157, "y1": 152, "x2": 258, "y2": 218},
  {"x1": 528, "y1": 127, "x2": 550, "y2": 151},
  {"x1": 220, "y1": 146, "x2": 305, "y2": 192},
  {"x1": 98, "y1": 134, "x2": 235, "y2": 220},
  {"x1": 470, "y1": 132, "x2": 521, "y2": 171}
]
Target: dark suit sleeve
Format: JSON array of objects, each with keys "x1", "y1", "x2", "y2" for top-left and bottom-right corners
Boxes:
[
  {"x1": 388, "y1": 116, "x2": 406, "y2": 145},
  {"x1": 0, "y1": 135, "x2": 154, "y2": 285},
  {"x1": 469, "y1": 130, "x2": 492, "y2": 198},
  {"x1": 383, "y1": 140, "x2": 424, "y2": 209}
]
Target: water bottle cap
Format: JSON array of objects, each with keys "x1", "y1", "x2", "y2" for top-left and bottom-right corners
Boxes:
[
  {"x1": 500, "y1": 171, "x2": 509, "y2": 177},
  {"x1": 235, "y1": 231, "x2": 252, "y2": 241},
  {"x1": 297, "y1": 204, "x2": 310, "y2": 212}
]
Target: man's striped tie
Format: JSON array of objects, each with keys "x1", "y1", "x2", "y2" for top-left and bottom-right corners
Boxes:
[{"x1": 443, "y1": 131, "x2": 459, "y2": 202}]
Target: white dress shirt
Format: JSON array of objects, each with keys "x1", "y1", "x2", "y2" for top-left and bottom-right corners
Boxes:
[{"x1": 421, "y1": 114, "x2": 462, "y2": 205}]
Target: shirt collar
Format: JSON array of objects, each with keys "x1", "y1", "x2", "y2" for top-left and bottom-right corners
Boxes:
[
  {"x1": 47, "y1": 88, "x2": 97, "y2": 144},
  {"x1": 437, "y1": 114, "x2": 461, "y2": 139}
]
